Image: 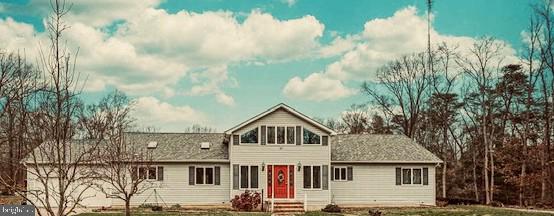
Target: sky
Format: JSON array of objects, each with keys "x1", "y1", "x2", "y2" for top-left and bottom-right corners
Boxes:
[{"x1": 0, "y1": 0, "x2": 535, "y2": 132}]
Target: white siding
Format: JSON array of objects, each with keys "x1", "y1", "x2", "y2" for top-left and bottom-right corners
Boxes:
[
  {"x1": 112, "y1": 163, "x2": 230, "y2": 206},
  {"x1": 331, "y1": 164, "x2": 436, "y2": 206},
  {"x1": 231, "y1": 108, "x2": 331, "y2": 208}
]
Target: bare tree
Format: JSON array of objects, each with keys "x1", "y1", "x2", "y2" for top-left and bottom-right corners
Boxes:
[
  {"x1": 184, "y1": 124, "x2": 217, "y2": 133},
  {"x1": 82, "y1": 90, "x2": 154, "y2": 216},
  {"x1": 362, "y1": 52, "x2": 430, "y2": 138},
  {"x1": 341, "y1": 104, "x2": 370, "y2": 134},
  {"x1": 457, "y1": 37, "x2": 505, "y2": 204}
]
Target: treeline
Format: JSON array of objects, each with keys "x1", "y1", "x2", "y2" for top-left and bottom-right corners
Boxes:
[{"x1": 323, "y1": 1, "x2": 554, "y2": 207}]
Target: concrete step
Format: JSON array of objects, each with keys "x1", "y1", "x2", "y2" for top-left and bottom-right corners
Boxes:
[{"x1": 273, "y1": 208, "x2": 304, "y2": 213}]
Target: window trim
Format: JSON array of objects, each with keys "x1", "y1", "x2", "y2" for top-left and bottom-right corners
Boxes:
[
  {"x1": 399, "y1": 167, "x2": 426, "y2": 186},
  {"x1": 265, "y1": 124, "x2": 297, "y2": 145},
  {"x1": 304, "y1": 165, "x2": 323, "y2": 190},
  {"x1": 239, "y1": 126, "x2": 260, "y2": 145},
  {"x1": 333, "y1": 166, "x2": 347, "y2": 181},
  {"x1": 302, "y1": 127, "x2": 322, "y2": 145},
  {"x1": 134, "y1": 166, "x2": 162, "y2": 181},
  {"x1": 239, "y1": 165, "x2": 259, "y2": 189},
  {"x1": 195, "y1": 166, "x2": 216, "y2": 185}
]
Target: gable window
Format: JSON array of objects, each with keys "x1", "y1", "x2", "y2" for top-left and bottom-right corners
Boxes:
[
  {"x1": 277, "y1": 127, "x2": 286, "y2": 144},
  {"x1": 195, "y1": 167, "x2": 215, "y2": 185},
  {"x1": 240, "y1": 165, "x2": 259, "y2": 189},
  {"x1": 303, "y1": 165, "x2": 322, "y2": 189},
  {"x1": 267, "y1": 126, "x2": 275, "y2": 144},
  {"x1": 287, "y1": 127, "x2": 295, "y2": 144},
  {"x1": 303, "y1": 128, "x2": 321, "y2": 144},
  {"x1": 333, "y1": 167, "x2": 347, "y2": 181},
  {"x1": 240, "y1": 127, "x2": 258, "y2": 144},
  {"x1": 396, "y1": 167, "x2": 427, "y2": 185}
]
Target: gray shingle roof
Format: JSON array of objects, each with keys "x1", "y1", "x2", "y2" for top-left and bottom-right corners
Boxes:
[
  {"x1": 331, "y1": 134, "x2": 442, "y2": 163},
  {"x1": 125, "y1": 132, "x2": 229, "y2": 161}
]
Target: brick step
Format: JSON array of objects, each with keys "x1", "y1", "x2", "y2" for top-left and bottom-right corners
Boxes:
[{"x1": 273, "y1": 208, "x2": 304, "y2": 213}]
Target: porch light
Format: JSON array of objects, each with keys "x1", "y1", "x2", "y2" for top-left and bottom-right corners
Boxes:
[
  {"x1": 261, "y1": 162, "x2": 265, "y2": 171},
  {"x1": 297, "y1": 162, "x2": 302, "y2": 171}
]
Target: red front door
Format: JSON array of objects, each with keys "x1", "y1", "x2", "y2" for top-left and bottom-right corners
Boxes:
[{"x1": 273, "y1": 165, "x2": 288, "y2": 198}]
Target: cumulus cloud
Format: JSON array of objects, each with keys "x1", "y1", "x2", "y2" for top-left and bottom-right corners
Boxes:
[
  {"x1": 282, "y1": 0, "x2": 297, "y2": 7},
  {"x1": 133, "y1": 97, "x2": 208, "y2": 132},
  {"x1": 283, "y1": 73, "x2": 354, "y2": 101},
  {"x1": 284, "y1": 6, "x2": 520, "y2": 101},
  {"x1": 0, "y1": 1, "x2": 325, "y2": 106}
]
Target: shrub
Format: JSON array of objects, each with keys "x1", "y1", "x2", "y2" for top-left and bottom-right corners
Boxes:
[
  {"x1": 230, "y1": 190, "x2": 261, "y2": 211},
  {"x1": 368, "y1": 209, "x2": 382, "y2": 216},
  {"x1": 321, "y1": 204, "x2": 341, "y2": 213},
  {"x1": 169, "y1": 204, "x2": 181, "y2": 210},
  {"x1": 490, "y1": 201, "x2": 504, "y2": 207},
  {"x1": 437, "y1": 197, "x2": 479, "y2": 205}
]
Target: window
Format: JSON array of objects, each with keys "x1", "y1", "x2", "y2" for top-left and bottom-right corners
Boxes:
[
  {"x1": 134, "y1": 166, "x2": 162, "y2": 181},
  {"x1": 241, "y1": 127, "x2": 259, "y2": 144},
  {"x1": 303, "y1": 128, "x2": 320, "y2": 144},
  {"x1": 413, "y1": 169, "x2": 422, "y2": 184},
  {"x1": 240, "y1": 165, "x2": 259, "y2": 189},
  {"x1": 333, "y1": 167, "x2": 347, "y2": 181},
  {"x1": 148, "y1": 167, "x2": 157, "y2": 180},
  {"x1": 287, "y1": 127, "x2": 295, "y2": 144},
  {"x1": 277, "y1": 126, "x2": 285, "y2": 144},
  {"x1": 303, "y1": 166, "x2": 321, "y2": 189},
  {"x1": 402, "y1": 169, "x2": 411, "y2": 184},
  {"x1": 195, "y1": 167, "x2": 215, "y2": 185},
  {"x1": 206, "y1": 167, "x2": 214, "y2": 184},
  {"x1": 267, "y1": 126, "x2": 275, "y2": 144}
]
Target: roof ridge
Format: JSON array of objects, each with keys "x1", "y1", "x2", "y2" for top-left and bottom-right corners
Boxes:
[{"x1": 125, "y1": 132, "x2": 225, "y2": 135}]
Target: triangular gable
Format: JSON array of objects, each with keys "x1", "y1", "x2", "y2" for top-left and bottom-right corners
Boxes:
[{"x1": 225, "y1": 103, "x2": 337, "y2": 135}]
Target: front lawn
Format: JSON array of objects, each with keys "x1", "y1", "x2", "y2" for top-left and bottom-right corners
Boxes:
[
  {"x1": 76, "y1": 205, "x2": 554, "y2": 216},
  {"x1": 301, "y1": 205, "x2": 554, "y2": 216}
]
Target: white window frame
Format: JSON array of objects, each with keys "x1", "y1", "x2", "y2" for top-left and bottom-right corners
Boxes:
[
  {"x1": 239, "y1": 165, "x2": 259, "y2": 189},
  {"x1": 135, "y1": 166, "x2": 161, "y2": 181},
  {"x1": 304, "y1": 165, "x2": 323, "y2": 190},
  {"x1": 400, "y1": 167, "x2": 424, "y2": 186},
  {"x1": 239, "y1": 126, "x2": 260, "y2": 144},
  {"x1": 302, "y1": 127, "x2": 322, "y2": 145},
  {"x1": 333, "y1": 166, "x2": 347, "y2": 181},
  {"x1": 266, "y1": 125, "x2": 297, "y2": 145},
  {"x1": 195, "y1": 166, "x2": 215, "y2": 185}
]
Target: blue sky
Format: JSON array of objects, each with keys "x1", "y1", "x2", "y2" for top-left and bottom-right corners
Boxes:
[{"x1": 0, "y1": 0, "x2": 535, "y2": 131}]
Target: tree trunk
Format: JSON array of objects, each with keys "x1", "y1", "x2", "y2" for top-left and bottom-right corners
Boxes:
[
  {"x1": 472, "y1": 145, "x2": 479, "y2": 202},
  {"x1": 490, "y1": 148, "x2": 495, "y2": 203},
  {"x1": 483, "y1": 114, "x2": 490, "y2": 204},
  {"x1": 442, "y1": 125, "x2": 448, "y2": 198},
  {"x1": 125, "y1": 200, "x2": 131, "y2": 216},
  {"x1": 442, "y1": 161, "x2": 447, "y2": 198}
]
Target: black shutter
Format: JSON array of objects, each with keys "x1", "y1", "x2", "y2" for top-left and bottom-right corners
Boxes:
[
  {"x1": 330, "y1": 166, "x2": 334, "y2": 181},
  {"x1": 296, "y1": 126, "x2": 302, "y2": 145},
  {"x1": 157, "y1": 166, "x2": 164, "y2": 181},
  {"x1": 347, "y1": 166, "x2": 353, "y2": 181},
  {"x1": 322, "y1": 165, "x2": 329, "y2": 190},
  {"x1": 215, "y1": 166, "x2": 221, "y2": 185},
  {"x1": 322, "y1": 136, "x2": 329, "y2": 146},
  {"x1": 395, "y1": 167, "x2": 402, "y2": 185},
  {"x1": 189, "y1": 166, "x2": 195, "y2": 185},
  {"x1": 261, "y1": 126, "x2": 266, "y2": 145},
  {"x1": 233, "y1": 135, "x2": 239, "y2": 145},
  {"x1": 303, "y1": 166, "x2": 311, "y2": 188},
  {"x1": 233, "y1": 164, "x2": 239, "y2": 189},
  {"x1": 131, "y1": 166, "x2": 138, "y2": 181},
  {"x1": 423, "y1": 168, "x2": 429, "y2": 185}
]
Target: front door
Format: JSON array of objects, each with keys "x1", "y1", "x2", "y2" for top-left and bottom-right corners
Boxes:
[{"x1": 273, "y1": 165, "x2": 288, "y2": 198}]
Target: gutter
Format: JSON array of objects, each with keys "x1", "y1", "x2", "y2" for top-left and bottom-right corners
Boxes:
[{"x1": 331, "y1": 160, "x2": 443, "y2": 164}]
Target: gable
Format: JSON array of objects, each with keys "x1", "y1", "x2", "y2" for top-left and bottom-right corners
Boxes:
[{"x1": 225, "y1": 103, "x2": 336, "y2": 135}]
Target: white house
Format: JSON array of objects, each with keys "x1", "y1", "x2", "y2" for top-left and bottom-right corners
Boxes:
[{"x1": 26, "y1": 103, "x2": 442, "y2": 212}]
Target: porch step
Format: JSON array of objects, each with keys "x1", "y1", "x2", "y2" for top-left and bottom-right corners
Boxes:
[{"x1": 273, "y1": 201, "x2": 304, "y2": 213}]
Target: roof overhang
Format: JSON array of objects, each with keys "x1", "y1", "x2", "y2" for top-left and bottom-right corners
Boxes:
[{"x1": 225, "y1": 103, "x2": 337, "y2": 135}]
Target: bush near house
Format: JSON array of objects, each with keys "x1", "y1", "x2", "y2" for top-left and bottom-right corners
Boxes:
[
  {"x1": 321, "y1": 204, "x2": 341, "y2": 213},
  {"x1": 231, "y1": 191, "x2": 261, "y2": 211}
]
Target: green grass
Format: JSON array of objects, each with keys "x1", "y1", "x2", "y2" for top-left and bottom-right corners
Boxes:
[
  {"x1": 300, "y1": 205, "x2": 554, "y2": 216},
  {"x1": 76, "y1": 205, "x2": 553, "y2": 216}
]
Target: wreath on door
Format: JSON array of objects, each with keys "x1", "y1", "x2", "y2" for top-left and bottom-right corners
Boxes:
[{"x1": 277, "y1": 170, "x2": 285, "y2": 185}]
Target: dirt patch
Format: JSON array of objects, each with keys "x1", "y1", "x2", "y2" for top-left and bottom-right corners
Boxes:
[{"x1": 0, "y1": 195, "x2": 24, "y2": 205}]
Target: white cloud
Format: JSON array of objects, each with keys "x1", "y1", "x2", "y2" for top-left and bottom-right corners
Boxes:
[
  {"x1": 283, "y1": 73, "x2": 354, "y2": 101},
  {"x1": 284, "y1": 6, "x2": 520, "y2": 101},
  {"x1": 282, "y1": 0, "x2": 297, "y2": 7},
  {"x1": 133, "y1": 97, "x2": 208, "y2": 132}
]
